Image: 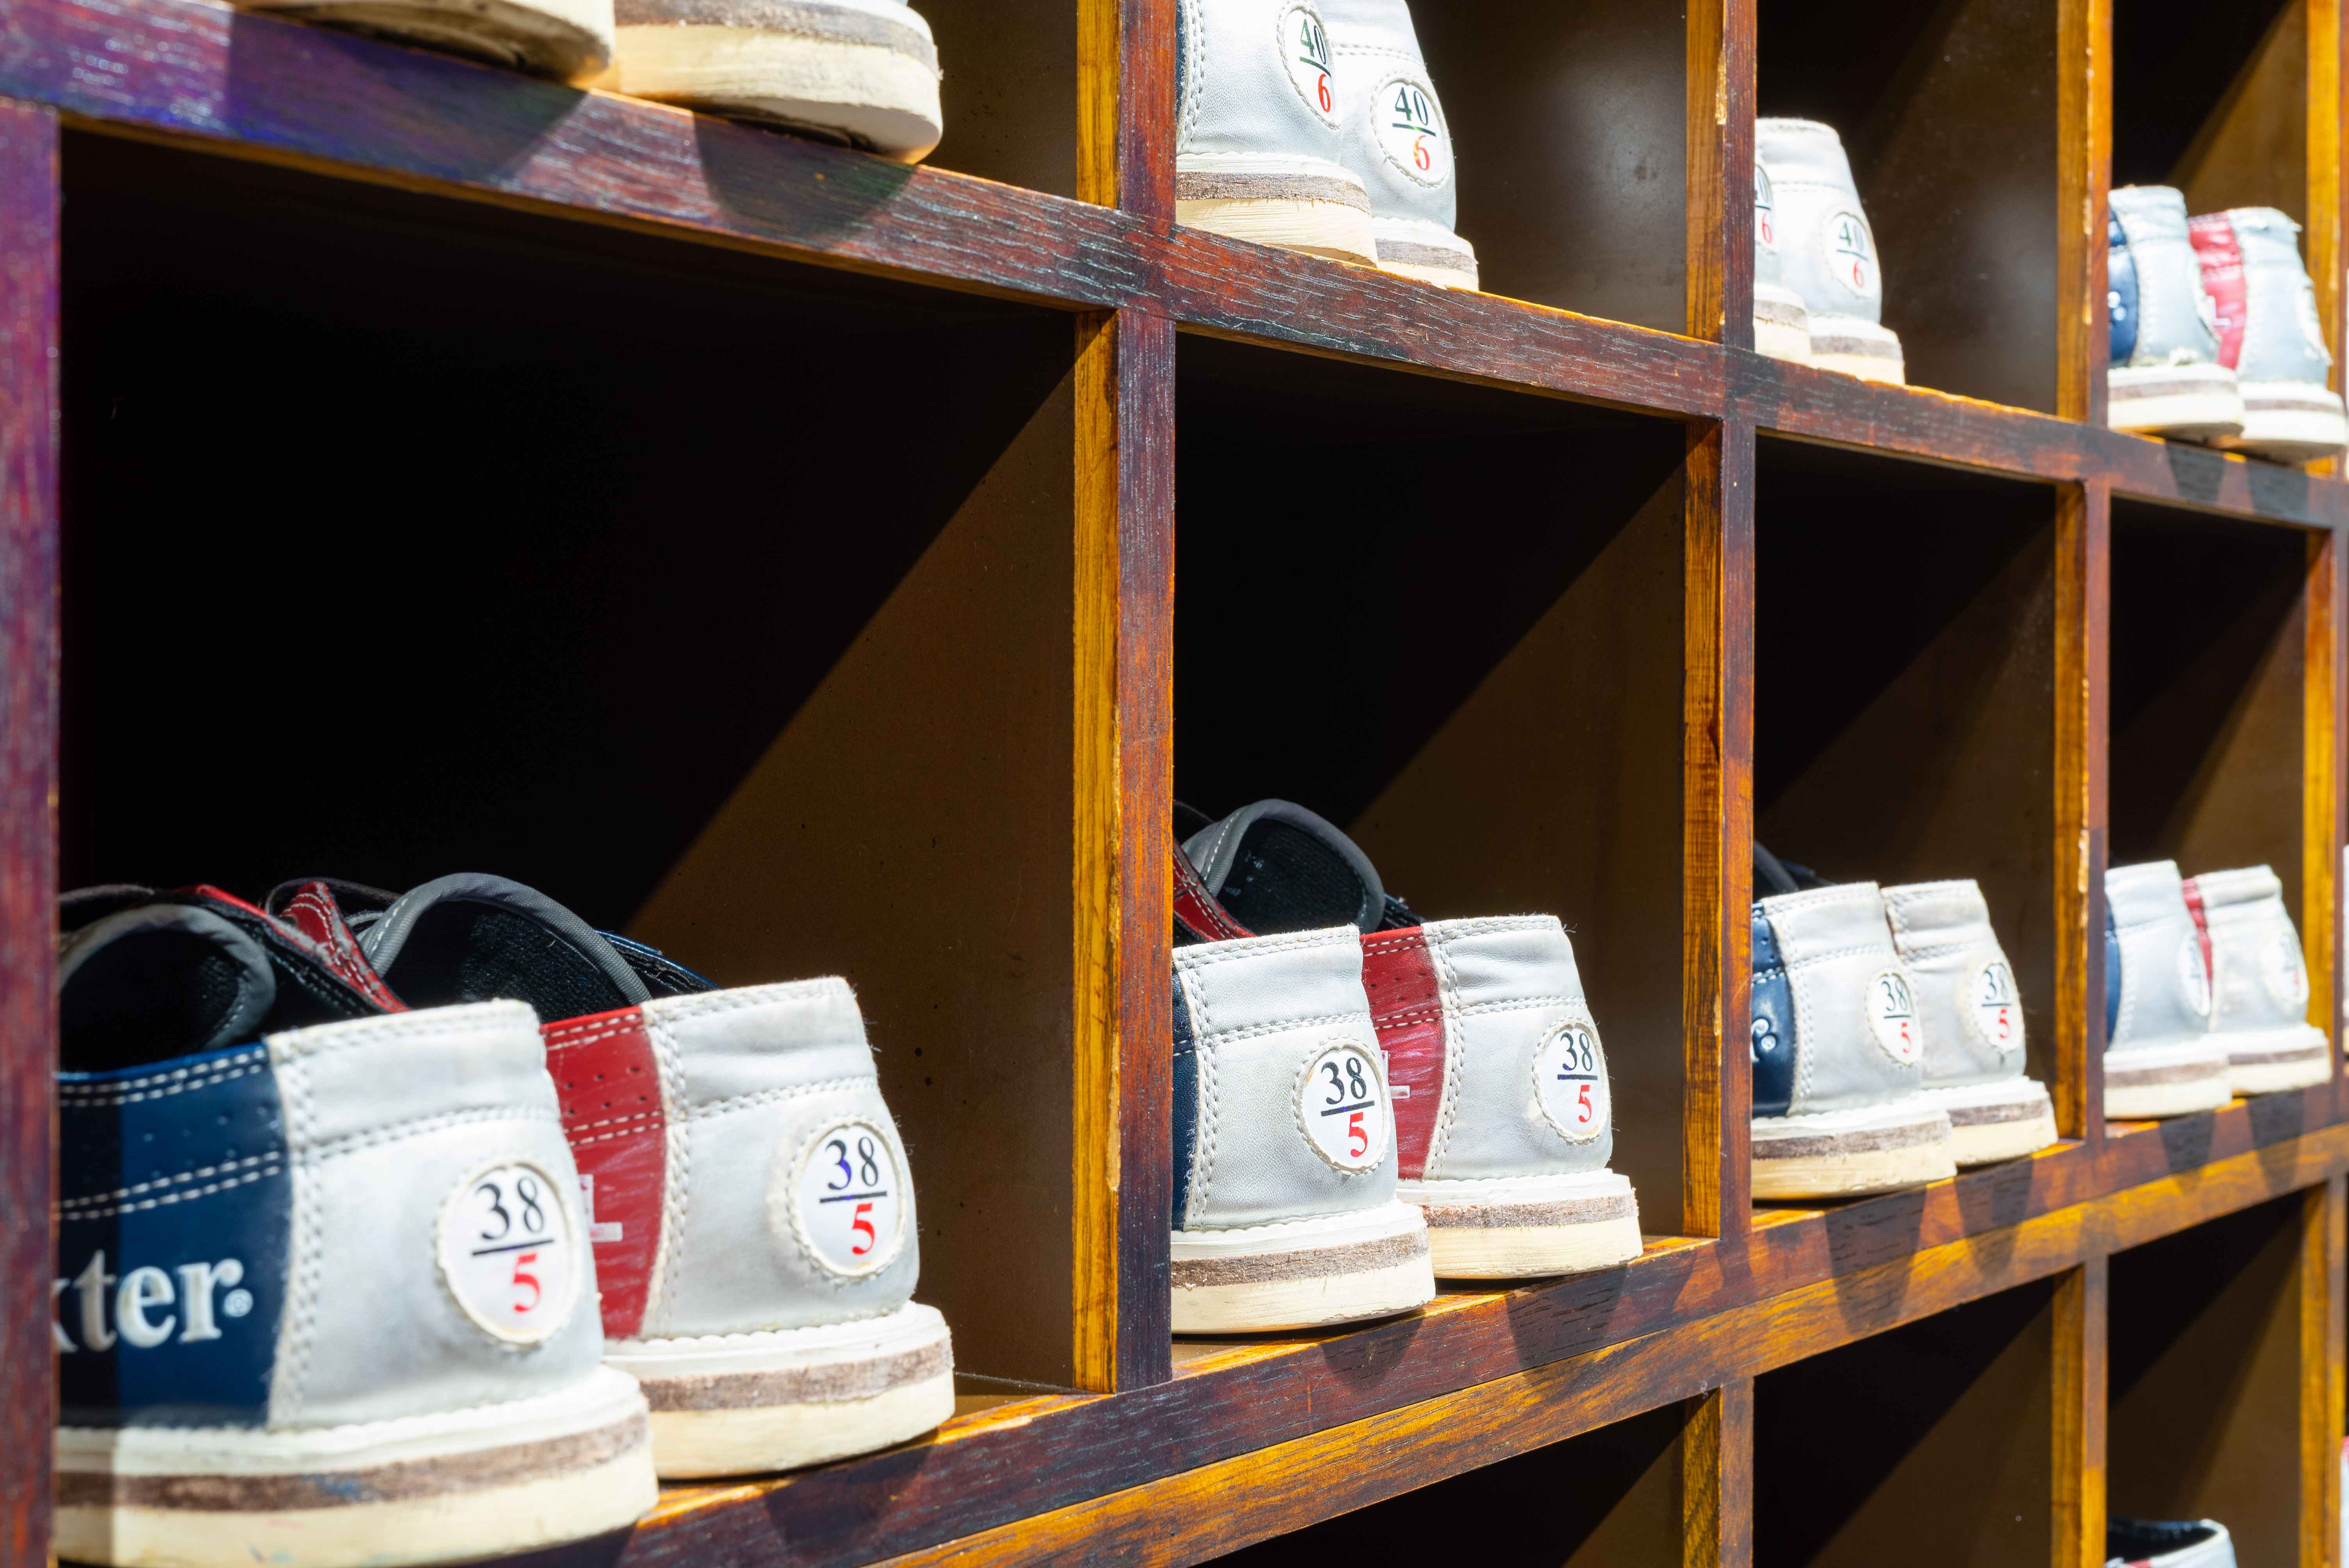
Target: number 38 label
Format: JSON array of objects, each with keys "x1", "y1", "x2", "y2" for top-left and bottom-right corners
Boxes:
[
  {"x1": 438, "y1": 1159, "x2": 579, "y2": 1345},
  {"x1": 1865, "y1": 969, "x2": 1921, "y2": 1065},
  {"x1": 1968, "y1": 958, "x2": 2022, "y2": 1054},
  {"x1": 1535, "y1": 1021, "x2": 1609, "y2": 1142},
  {"x1": 788, "y1": 1119, "x2": 907, "y2": 1278},
  {"x1": 1296, "y1": 1041, "x2": 1389, "y2": 1173}
]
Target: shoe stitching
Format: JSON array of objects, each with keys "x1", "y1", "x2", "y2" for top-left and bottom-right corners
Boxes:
[
  {"x1": 59, "y1": 1162, "x2": 285, "y2": 1221},
  {"x1": 57, "y1": 1047, "x2": 271, "y2": 1103},
  {"x1": 647, "y1": 1016, "x2": 692, "y2": 1340},
  {"x1": 59, "y1": 1152, "x2": 281, "y2": 1211}
]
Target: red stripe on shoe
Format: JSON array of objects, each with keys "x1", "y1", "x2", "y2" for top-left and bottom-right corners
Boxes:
[
  {"x1": 544, "y1": 1006, "x2": 665, "y2": 1340},
  {"x1": 1360, "y1": 927, "x2": 1444, "y2": 1180},
  {"x1": 2189, "y1": 211, "x2": 2247, "y2": 370},
  {"x1": 2180, "y1": 875, "x2": 2215, "y2": 997},
  {"x1": 1173, "y1": 849, "x2": 1255, "y2": 943}
]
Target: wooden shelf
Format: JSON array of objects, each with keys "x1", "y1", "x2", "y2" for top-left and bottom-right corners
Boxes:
[{"x1": 2, "y1": 0, "x2": 2347, "y2": 1562}]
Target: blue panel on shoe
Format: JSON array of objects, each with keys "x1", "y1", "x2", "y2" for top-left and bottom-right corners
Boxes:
[
  {"x1": 1751, "y1": 907, "x2": 1795, "y2": 1119},
  {"x1": 1171, "y1": 976, "x2": 1198, "y2": 1231},
  {"x1": 2108, "y1": 210, "x2": 2139, "y2": 366},
  {"x1": 57, "y1": 1042, "x2": 290, "y2": 1426},
  {"x1": 2104, "y1": 902, "x2": 2123, "y2": 1046}
]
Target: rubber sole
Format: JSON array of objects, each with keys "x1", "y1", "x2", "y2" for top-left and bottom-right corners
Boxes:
[
  {"x1": 1807, "y1": 314, "x2": 1904, "y2": 384},
  {"x1": 2216, "y1": 1022, "x2": 2333, "y2": 1096},
  {"x1": 605, "y1": 1302, "x2": 954, "y2": 1478},
  {"x1": 1175, "y1": 161, "x2": 1376, "y2": 266},
  {"x1": 613, "y1": 8, "x2": 943, "y2": 160},
  {"x1": 2216, "y1": 380, "x2": 2349, "y2": 462},
  {"x1": 1754, "y1": 282, "x2": 1811, "y2": 363},
  {"x1": 1371, "y1": 216, "x2": 1478, "y2": 291},
  {"x1": 1752, "y1": 1096, "x2": 1954, "y2": 1200},
  {"x1": 245, "y1": 0, "x2": 612, "y2": 75},
  {"x1": 56, "y1": 1366, "x2": 655, "y2": 1568},
  {"x1": 1925, "y1": 1075, "x2": 2060, "y2": 1165},
  {"x1": 1172, "y1": 1201, "x2": 1435, "y2": 1333},
  {"x1": 1400, "y1": 1170, "x2": 1642, "y2": 1279},
  {"x1": 2107, "y1": 363, "x2": 2244, "y2": 440},
  {"x1": 2105, "y1": 1039, "x2": 2234, "y2": 1118}
]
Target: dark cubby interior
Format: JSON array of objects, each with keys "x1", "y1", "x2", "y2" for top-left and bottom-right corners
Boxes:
[
  {"x1": 1207, "y1": 1399, "x2": 1689, "y2": 1565},
  {"x1": 2114, "y1": 0, "x2": 2306, "y2": 220},
  {"x1": 1754, "y1": 435, "x2": 2060, "y2": 1086},
  {"x1": 1414, "y1": 0, "x2": 1687, "y2": 330},
  {"x1": 2110, "y1": 1194, "x2": 2307, "y2": 1568},
  {"x1": 2109, "y1": 501, "x2": 2309, "y2": 915},
  {"x1": 61, "y1": 130, "x2": 1091, "y2": 1387},
  {"x1": 1175, "y1": 330, "x2": 1694, "y2": 1226},
  {"x1": 1754, "y1": 1279, "x2": 2055, "y2": 1568},
  {"x1": 1758, "y1": 0, "x2": 2058, "y2": 410}
]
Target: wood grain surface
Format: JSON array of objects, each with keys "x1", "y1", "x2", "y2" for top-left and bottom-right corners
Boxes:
[
  {"x1": 2301, "y1": 1176, "x2": 2344, "y2": 1568},
  {"x1": 2055, "y1": 483, "x2": 2110, "y2": 1147},
  {"x1": 0, "y1": 93, "x2": 55, "y2": 1568},
  {"x1": 2052, "y1": 1258, "x2": 2107, "y2": 1568}
]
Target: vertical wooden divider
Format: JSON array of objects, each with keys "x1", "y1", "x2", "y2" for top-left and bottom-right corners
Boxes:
[
  {"x1": 0, "y1": 96, "x2": 58, "y2": 1568},
  {"x1": 1073, "y1": 0, "x2": 1175, "y2": 1393},
  {"x1": 2057, "y1": 0, "x2": 2109, "y2": 430},
  {"x1": 2053, "y1": 482, "x2": 2109, "y2": 1150},
  {"x1": 2310, "y1": 527, "x2": 2344, "y2": 1112},
  {"x1": 2052, "y1": 1258, "x2": 2108, "y2": 1568},
  {"x1": 2312, "y1": 0, "x2": 2345, "y2": 397},
  {"x1": 2302, "y1": 1175, "x2": 2345, "y2": 1568}
]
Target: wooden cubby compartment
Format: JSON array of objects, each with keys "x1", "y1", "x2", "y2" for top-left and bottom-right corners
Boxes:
[
  {"x1": 1758, "y1": 0, "x2": 2062, "y2": 410},
  {"x1": 1753, "y1": 435, "x2": 2061, "y2": 1099},
  {"x1": 2110, "y1": 1194, "x2": 2312, "y2": 1568},
  {"x1": 2115, "y1": 0, "x2": 2306, "y2": 226},
  {"x1": 2109, "y1": 500, "x2": 2312, "y2": 934},
  {"x1": 59, "y1": 130, "x2": 1095, "y2": 1392},
  {"x1": 1754, "y1": 1278, "x2": 2060, "y2": 1567},
  {"x1": 1174, "y1": 333, "x2": 1694, "y2": 1232}
]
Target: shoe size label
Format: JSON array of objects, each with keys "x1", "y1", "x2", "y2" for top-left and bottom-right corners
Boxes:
[
  {"x1": 1296, "y1": 1041, "x2": 1391, "y2": 1173},
  {"x1": 1966, "y1": 957, "x2": 2023, "y2": 1054},
  {"x1": 1278, "y1": 4, "x2": 1340, "y2": 127},
  {"x1": 1372, "y1": 73, "x2": 1451, "y2": 187},
  {"x1": 1864, "y1": 969, "x2": 1921, "y2": 1064},
  {"x1": 438, "y1": 1159, "x2": 580, "y2": 1345},
  {"x1": 786, "y1": 1118, "x2": 907, "y2": 1279},
  {"x1": 1754, "y1": 164, "x2": 1777, "y2": 253},
  {"x1": 1534, "y1": 1021, "x2": 1610, "y2": 1142},
  {"x1": 1822, "y1": 208, "x2": 1881, "y2": 305},
  {"x1": 2175, "y1": 933, "x2": 2213, "y2": 1017},
  {"x1": 2262, "y1": 930, "x2": 2311, "y2": 1010}
]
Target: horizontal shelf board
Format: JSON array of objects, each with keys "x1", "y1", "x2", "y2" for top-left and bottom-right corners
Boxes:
[
  {"x1": 7, "y1": 0, "x2": 2344, "y2": 529},
  {"x1": 608, "y1": 1092, "x2": 2344, "y2": 1568}
]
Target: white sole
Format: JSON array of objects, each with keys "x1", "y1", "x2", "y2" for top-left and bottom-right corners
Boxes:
[
  {"x1": 1923, "y1": 1075, "x2": 2060, "y2": 1165},
  {"x1": 2216, "y1": 380, "x2": 2349, "y2": 461},
  {"x1": 605, "y1": 1302, "x2": 953, "y2": 1478},
  {"x1": 1175, "y1": 156, "x2": 1376, "y2": 265},
  {"x1": 1172, "y1": 1201, "x2": 1435, "y2": 1333},
  {"x1": 1806, "y1": 314, "x2": 1905, "y2": 384},
  {"x1": 2107, "y1": 363, "x2": 2245, "y2": 440},
  {"x1": 1752, "y1": 1094, "x2": 1955, "y2": 1199},
  {"x1": 1754, "y1": 282, "x2": 1811, "y2": 363},
  {"x1": 245, "y1": 0, "x2": 611, "y2": 74},
  {"x1": 614, "y1": 0, "x2": 943, "y2": 161},
  {"x1": 56, "y1": 1366, "x2": 656, "y2": 1568},
  {"x1": 1371, "y1": 215, "x2": 1478, "y2": 291},
  {"x1": 1398, "y1": 1169, "x2": 1642, "y2": 1279},
  {"x1": 2105, "y1": 1038, "x2": 2235, "y2": 1118},
  {"x1": 2214, "y1": 1021, "x2": 2333, "y2": 1095}
]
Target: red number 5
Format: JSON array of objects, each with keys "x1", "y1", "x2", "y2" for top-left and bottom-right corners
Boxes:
[
  {"x1": 1347, "y1": 1111, "x2": 1368, "y2": 1159},
  {"x1": 510, "y1": 1252, "x2": 541, "y2": 1314},
  {"x1": 850, "y1": 1201, "x2": 877, "y2": 1256},
  {"x1": 1577, "y1": 1084, "x2": 1593, "y2": 1123}
]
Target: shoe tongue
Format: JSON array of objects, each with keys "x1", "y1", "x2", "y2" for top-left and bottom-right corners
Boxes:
[
  {"x1": 360, "y1": 872, "x2": 651, "y2": 1018},
  {"x1": 1181, "y1": 800, "x2": 1387, "y2": 934}
]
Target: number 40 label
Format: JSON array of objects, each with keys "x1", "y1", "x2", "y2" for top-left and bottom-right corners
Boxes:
[{"x1": 790, "y1": 1119, "x2": 907, "y2": 1278}]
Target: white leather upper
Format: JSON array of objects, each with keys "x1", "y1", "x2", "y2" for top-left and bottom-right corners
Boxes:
[
  {"x1": 2112, "y1": 185, "x2": 2222, "y2": 369},
  {"x1": 1414, "y1": 916, "x2": 1614, "y2": 1181},
  {"x1": 1177, "y1": 0, "x2": 1354, "y2": 180},
  {"x1": 637, "y1": 980, "x2": 920, "y2": 1340},
  {"x1": 1755, "y1": 883, "x2": 1924, "y2": 1115},
  {"x1": 1175, "y1": 927, "x2": 1397, "y2": 1229},
  {"x1": 1320, "y1": 0, "x2": 1456, "y2": 231},
  {"x1": 1756, "y1": 118, "x2": 1885, "y2": 330},
  {"x1": 266, "y1": 1002, "x2": 608, "y2": 1428},
  {"x1": 2217, "y1": 207, "x2": 2335, "y2": 387},
  {"x1": 1882, "y1": 879, "x2": 2026, "y2": 1088},
  {"x1": 2107, "y1": 861, "x2": 2215, "y2": 1054},
  {"x1": 2190, "y1": 866, "x2": 2326, "y2": 1044}
]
